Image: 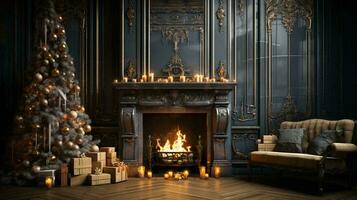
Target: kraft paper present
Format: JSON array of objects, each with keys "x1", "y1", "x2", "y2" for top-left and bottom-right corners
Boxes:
[
  {"x1": 71, "y1": 157, "x2": 92, "y2": 176},
  {"x1": 88, "y1": 173, "x2": 111, "y2": 186},
  {"x1": 103, "y1": 166, "x2": 122, "y2": 183},
  {"x1": 100, "y1": 147, "x2": 116, "y2": 154},
  {"x1": 258, "y1": 143, "x2": 276, "y2": 151},
  {"x1": 69, "y1": 174, "x2": 88, "y2": 186},
  {"x1": 86, "y1": 152, "x2": 106, "y2": 166},
  {"x1": 92, "y1": 161, "x2": 104, "y2": 174}
]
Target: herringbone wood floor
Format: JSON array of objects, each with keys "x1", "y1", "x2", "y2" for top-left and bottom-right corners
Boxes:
[{"x1": 1, "y1": 177, "x2": 357, "y2": 200}]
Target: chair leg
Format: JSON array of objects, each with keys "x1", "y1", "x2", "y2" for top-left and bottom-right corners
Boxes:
[{"x1": 318, "y1": 164, "x2": 325, "y2": 195}]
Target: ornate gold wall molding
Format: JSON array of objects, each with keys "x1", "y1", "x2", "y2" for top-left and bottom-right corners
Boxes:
[{"x1": 216, "y1": 0, "x2": 225, "y2": 32}]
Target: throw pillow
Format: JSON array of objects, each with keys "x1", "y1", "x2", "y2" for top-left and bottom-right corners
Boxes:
[
  {"x1": 307, "y1": 130, "x2": 337, "y2": 155},
  {"x1": 274, "y1": 128, "x2": 305, "y2": 153}
]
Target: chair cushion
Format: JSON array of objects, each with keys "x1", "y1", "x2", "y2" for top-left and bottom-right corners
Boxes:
[
  {"x1": 251, "y1": 151, "x2": 323, "y2": 170},
  {"x1": 274, "y1": 128, "x2": 305, "y2": 153},
  {"x1": 307, "y1": 130, "x2": 337, "y2": 155}
]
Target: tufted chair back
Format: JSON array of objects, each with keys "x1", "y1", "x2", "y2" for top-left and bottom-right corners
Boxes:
[{"x1": 280, "y1": 119, "x2": 355, "y2": 149}]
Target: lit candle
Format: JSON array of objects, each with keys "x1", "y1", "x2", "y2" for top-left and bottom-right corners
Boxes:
[
  {"x1": 142, "y1": 75, "x2": 147, "y2": 82},
  {"x1": 132, "y1": 78, "x2": 137, "y2": 83},
  {"x1": 204, "y1": 77, "x2": 209, "y2": 82},
  {"x1": 199, "y1": 75, "x2": 204, "y2": 82},
  {"x1": 113, "y1": 79, "x2": 118, "y2": 83},
  {"x1": 149, "y1": 73, "x2": 154, "y2": 82},
  {"x1": 123, "y1": 77, "x2": 128, "y2": 83},
  {"x1": 210, "y1": 78, "x2": 216, "y2": 83},
  {"x1": 183, "y1": 170, "x2": 189, "y2": 179},
  {"x1": 174, "y1": 173, "x2": 180, "y2": 180},
  {"x1": 164, "y1": 173, "x2": 169, "y2": 179},
  {"x1": 204, "y1": 173, "x2": 209, "y2": 179},
  {"x1": 168, "y1": 76, "x2": 173, "y2": 83},
  {"x1": 163, "y1": 79, "x2": 168, "y2": 83},
  {"x1": 168, "y1": 171, "x2": 173, "y2": 178},
  {"x1": 199, "y1": 166, "x2": 206, "y2": 179},
  {"x1": 222, "y1": 78, "x2": 229, "y2": 83},
  {"x1": 140, "y1": 79, "x2": 143, "y2": 83},
  {"x1": 147, "y1": 171, "x2": 152, "y2": 178},
  {"x1": 45, "y1": 176, "x2": 53, "y2": 189},
  {"x1": 137, "y1": 166, "x2": 145, "y2": 178},
  {"x1": 213, "y1": 166, "x2": 221, "y2": 178},
  {"x1": 179, "y1": 75, "x2": 186, "y2": 82},
  {"x1": 194, "y1": 74, "x2": 199, "y2": 82}
]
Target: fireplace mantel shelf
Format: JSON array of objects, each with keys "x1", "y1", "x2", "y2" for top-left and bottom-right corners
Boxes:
[{"x1": 113, "y1": 82, "x2": 236, "y2": 90}]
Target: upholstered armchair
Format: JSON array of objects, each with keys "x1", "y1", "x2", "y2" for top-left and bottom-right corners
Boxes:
[{"x1": 249, "y1": 119, "x2": 357, "y2": 193}]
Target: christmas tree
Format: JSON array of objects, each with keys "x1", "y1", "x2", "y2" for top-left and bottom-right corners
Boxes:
[{"x1": 11, "y1": 1, "x2": 99, "y2": 185}]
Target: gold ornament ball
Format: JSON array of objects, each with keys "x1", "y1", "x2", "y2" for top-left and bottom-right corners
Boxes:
[
  {"x1": 15, "y1": 115, "x2": 24, "y2": 124},
  {"x1": 32, "y1": 123, "x2": 41, "y2": 130},
  {"x1": 50, "y1": 58, "x2": 56, "y2": 64},
  {"x1": 43, "y1": 87, "x2": 50, "y2": 94},
  {"x1": 73, "y1": 144, "x2": 80, "y2": 150},
  {"x1": 54, "y1": 53, "x2": 60, "y2": 59},
  {"x1": 46, "y1": 52, "x2": 52, "y2": 59},
  {"x1": 63, "y1": 113, "x2": 68, "y2": 120},
  {"x1": 42, "y1": 46, "x2": 48, "y2": 52},
  {"x1": 69, "y1": 111, "x2": 78, "y2": 119},
  {"x1": 32, "y1": 165, "x2": 41, "y2": 173},
  {"x1": 69, "y1": 61, "x2": 74, "y2": 65},
  {"x1": 51, "y1": 68, "x2": 60, "y2": 76},
  {"x1": 83, "y1": 124, "x2": 91, "y2": 133},
  {"x1": 55, "y1": 140, "x2": 63, "y2": 147},
  {"x1": 32, "y1": 149, "x2": 40, "y2": 156},
  {"x1": 75, "y1": 138, "x2": 83, "y2": 145},
  {"x1": 50, "y1": 155, "x2": 56, "y2": 161},
  {"x1": 66, "y1": 141, "x2": 74, "y2": 148},
  {"x1": 41, "y1": 99, "x2": 48, "y2": 106},
  {"x1": 43, "y1": 59, "x2": 49, "y2": 65},
  {"x1": 60, "y1": 28, "x2": 66, "y2": 35},
  {"x1": 34, "y1": 73, "x2": 43, "y2": 82},
  {"x1": 80, "y1": 106, "x2": 85, "y2": 112},
  {"x1": 61, "y1": 127, "x2": 70, "y2": 135},
  {"x1": 77, "y1": 127, "x2": 85, "y2": 135},
  {"x1": 74, "y1": 85, "x2": 80, "y2": 92},
  {"x1": 58, "y1": 16, "x2": 63, "y2": 21},
  {"x1": 50, "y1": 33, "x2": 58, "y2": 41},
  {"x1": 23, "y1": 160, "x2": 30, "y2": 167},
  {"x1": 90, "y1": 144, "x2": 99, "y2": 152}
]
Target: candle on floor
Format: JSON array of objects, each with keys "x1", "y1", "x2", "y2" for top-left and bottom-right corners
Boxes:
[
  {"x1": 183, "y1": 170, "x2": 189, "y2": 179},
  {"x1": 204, "y1": 173, "x2": 209, "y2": 179},
  {"x1": 168, "y1": 171, "x2": 173, "y2": 178},
  {"x1": 147, "y1": 171, "x2": 152, "y2": 178},
  {"x1": 137, "y1": 166, "x2": 145, "y2": 178},
  {"x1": 45, "y1": 176, "x2": 53, "y2": 189},
  {"x1": 142, "y1": 74, "x2": 147, "y2": 82},
  {"x1": 179, "y1": 75, "x2": 186, "y2": 82},
  {"x1": 164, "y1": 173, "x2": 169, "y2": 179},
  {"x1": 168, "y1": 76, "x2": 173, "y2": 83},
  {"x1": 174, "y1": 173, "x2": 180, "y2": 180},
  {"x1": 149, "y1": 73, "x2": 154, "y2": 82},
  {"x1": 199, "y1": 166, "x2": 206, "y2": 179},
  {"x1": 214, "y1": 166, "x2": 221, "y2": 178},
  {"x1": 123, "y1": 77, "x2": 128, "y2": 83}
]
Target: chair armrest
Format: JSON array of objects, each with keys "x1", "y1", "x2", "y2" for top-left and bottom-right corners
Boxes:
[{"x1": 330, "y1": 143, "x2": 357, "y2": 153}]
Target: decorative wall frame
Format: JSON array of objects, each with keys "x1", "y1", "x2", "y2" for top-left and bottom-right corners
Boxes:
[{"x1": 265, "y1": 0, "x2": 313, "y2": 132}]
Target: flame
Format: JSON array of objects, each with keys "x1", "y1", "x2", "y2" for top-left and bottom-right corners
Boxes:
[{"x1": 156, "y1": 129, "x2": 191, "y2": 152}]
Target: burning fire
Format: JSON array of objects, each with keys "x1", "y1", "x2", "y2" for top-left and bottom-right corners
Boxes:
[{"x1": 156, "y1": 129, "x2": 191, "y2": 152}]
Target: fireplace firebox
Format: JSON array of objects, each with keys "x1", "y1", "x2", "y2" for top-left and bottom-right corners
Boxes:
[{"x1": 113, "y1": 83, "x2": 235, "y2": 176}]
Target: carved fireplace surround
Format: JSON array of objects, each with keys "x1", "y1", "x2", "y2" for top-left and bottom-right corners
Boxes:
[{"x1": 113, "y1": 82, "x2": 235, "y2": 176}]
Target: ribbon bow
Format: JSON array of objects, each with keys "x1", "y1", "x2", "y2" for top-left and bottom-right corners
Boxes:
[{"x1": 94, "y1": 167, "x2": 102, "y2": 175}]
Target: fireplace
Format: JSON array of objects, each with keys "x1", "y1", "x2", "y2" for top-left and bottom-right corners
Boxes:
[
  {"x1": 144, "y1": 113, "x2": 206, "y2": 171},
  {"x1": 113, "y1": 83, "x2": 235, "y2": 176}
]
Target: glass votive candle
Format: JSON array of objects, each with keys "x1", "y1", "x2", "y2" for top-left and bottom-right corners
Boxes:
[
  {"x1": 183, "y1": 170, "x2": 189, "y2": 179},
  {"x1": 137, "y1": 166, "x2": 145, "y2": 178},
  {"x1": 204, "y1": 173, "x2": 209, "y2": 179},
  {"x1": 168, "y1": 171, "x2": 174, "y2": 178},
  {"x1": 199, "y1": 166, "x2": 206, "y2": 179},
  {"x1": 213, "y1": 166, "x2": 221, "y2": 178},
  {"x1": 164, "y1": 173, "x2": 169, "y2": 179},
  {"x1": 147, "y1": 171, "x2": 152, "y2": 178}
]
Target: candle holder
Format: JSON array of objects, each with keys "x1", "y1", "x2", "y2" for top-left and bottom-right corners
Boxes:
[
  {"x1": 213, "y1": 165, "x2": 221, "y2": 178},
  {"x1": 45, "y1": 176, "x2": 53, "y2": 189},
  {"x1": 137, "y1": 166, "x2": 145, "y2": 178},
  {"x1": 147, "y1": 171, "x2": 152, "y2": 179},
  {"x1": 199, "y1": 166, "x2": 206, "y2": 179}
]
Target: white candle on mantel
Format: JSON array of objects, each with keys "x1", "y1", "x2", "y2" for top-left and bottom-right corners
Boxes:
[
  {"x1": 204, "y1": 77, "x2": 209, "y2": 82},
  {"x1": 123, "y1": 77, "x2": 128, "y2": 82},
  {"x1": 142, "y1": 75, "x2": 147, "y2": 82},
  {"x1": 168, "y1": 76, "x2": 173, "y2": 83},
  {"x1": 149, "y1": 73, "x2": 154, "y2": 82},
  {"x1": 180, "y1": 75, "x2": 186, "y2": 82}
]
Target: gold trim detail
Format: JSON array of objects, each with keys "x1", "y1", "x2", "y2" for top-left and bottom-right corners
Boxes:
[
  {"x1": 238, "y1": 0, "x2": 245, "y2": 16},
  {"x1": 216, "y1": 0, "x2": 225, "y2": 32},
  {"x1": 127, "y1": 0, "x2": 135, "y2": 31},
  {"x1": 126, "y1": 61, "x2": 136, "y2": 79}
]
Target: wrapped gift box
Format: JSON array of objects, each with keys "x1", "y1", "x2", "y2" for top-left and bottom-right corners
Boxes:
[
  {"x1": 86, "y1": 152, "x2": 106, "y2": 166},
  {"x1": 114, "y1": 162, "x2": 128, "y2": 181},
  {"x1": 88, "y1": 173, "x2": 111, "y2": 186},
  {"x1": 55, "y1": 163, "x2": 68, "y2": 186},
  {"x1": 103, "y1": 166, "x2": 122, "y2": 183},
  {"x1": 71, "y1": 157, "x2": 92, "y2": 176},
  {"x1": 92, "y1": 161, "x2": 104, "y2": 174},
  {"x1": 69, "y1": 174, "x2": 88, "y2": 186},
  {"x1": 106, "y1": 152, "x2": 117, "y2": 166},
  {"x1": 263, "y1": 135, "x2": 278, "y2": 144},
  {"x1": 100, "y1": 147, "x2": 115, "y2": 153}
]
